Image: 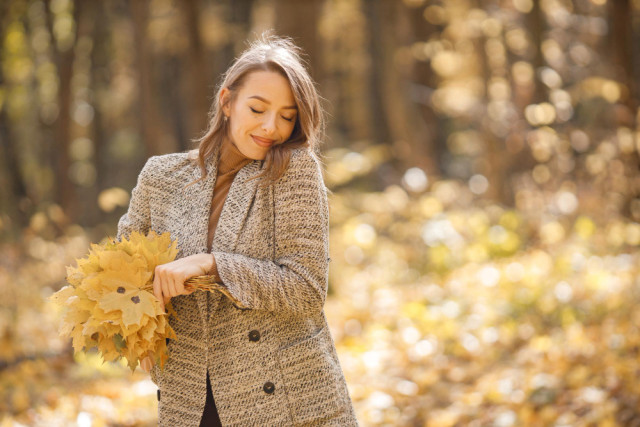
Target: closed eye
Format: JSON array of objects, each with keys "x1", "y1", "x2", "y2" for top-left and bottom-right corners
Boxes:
[{"x1": 251, "y1": 107, "x2": 295, "y2": 122}]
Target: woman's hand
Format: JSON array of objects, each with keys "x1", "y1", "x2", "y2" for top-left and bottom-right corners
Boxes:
[
  {"x1": 153, "y1": 253, "x2": 214, "y2": 312},
  {"x1": 140, "y1": 351, "x2": 155, "y2": 373}
]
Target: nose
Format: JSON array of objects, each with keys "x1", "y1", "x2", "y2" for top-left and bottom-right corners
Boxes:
[{"x1": 261, "y1": 113, "x2": 277, "y2": 136}]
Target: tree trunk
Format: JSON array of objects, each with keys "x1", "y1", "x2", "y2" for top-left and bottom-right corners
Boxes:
[
  {"x1": 274, "y1": 0, "x2": 324, "y2": 83},
  {"x1": 0, "y1": 108, "x2": 29, "y2": 232},
  {"x1": 90, "y1": 1, "x2": 110, "y2": 224},
  {"x1": 44, "y1": 0, "x2": 80, "y2": 220},
  {"x1": 478, "y1": 32, "x2": 508, "y2": 205},
  {"x1": 215, "y1": 0, "x2": 254, "y2": 84},
  {"x1": 363, "y1": 0, "x2": 392, "y2": 147},
  {"x1": 180, "y1": 0, "x2": 210, "y2": 149},
  {"x1": 129, "y1": 0, "x2": 167, "y2": 157},
  {"x1": 527, "y1": 0, "x2": 546, "y2": 104},
  {"x1": 608, "y1": 0, "x2": 640, "y2": 218},
  {"x1": 0, "y1": 3, "x2": 30, "y2": 232},
  {"x1": 400, "y1": 1, "x2": 441, "y2": 177},
  {"x1": 363, "y1": 0, "x2": 433, "y2": 178},
  {"x1": 609, "y1": 0, "x2": 636, "y2": 118}
]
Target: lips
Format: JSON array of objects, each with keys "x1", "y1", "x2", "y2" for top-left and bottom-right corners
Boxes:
[{"x1": 251, "y1": 135, "x2": 275, "y2": 148}]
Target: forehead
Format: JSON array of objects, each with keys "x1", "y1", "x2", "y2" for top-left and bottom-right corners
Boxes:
[{"x1": 239, "y1": 70, "x2": 296, "y2": 106}]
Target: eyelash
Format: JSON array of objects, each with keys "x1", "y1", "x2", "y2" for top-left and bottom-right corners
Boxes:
[{"x1": 250, "y1": 107, "x2": 295, "y2": 122}]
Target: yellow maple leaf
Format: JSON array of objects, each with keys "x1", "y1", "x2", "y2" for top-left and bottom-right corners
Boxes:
[
  {"x1": 70, "y1": 324, "x2": 87, "y2": 353},
  {"x1": 97, "y1": 249, "x2": 148, "y2": 275},
  {"x1": 125, "y1": 231, "x2": 178, "y2": 269},
  {"x1": 48, "y1": 285, "x2": 76, "y2": 306},
  {"x1": 77, "y1": 250, "x2": 101, "y2": 275},
  {"x1": 65, "y1": 266, "x2": 84, "y2": 287},
  {"x1": 82, "y1": 267, "x2": 152, "y2": 302},
  {"x1": 136, "y1": 317, "x2": 158, "y2": 342},
  {"x1": 99, "y1": 288, "x2": 159, "y2": 327}
]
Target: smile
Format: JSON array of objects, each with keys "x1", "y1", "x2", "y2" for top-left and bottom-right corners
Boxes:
[{"x1": 251, "y1": 135, "x2": 275, "y2": 148}]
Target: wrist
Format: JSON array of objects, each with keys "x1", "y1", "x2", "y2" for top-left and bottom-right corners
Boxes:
[
  {"x1": 193, "y1": 253, "x2": 214, "y2": 275},
  {"x1": 205, "y1": 253, "x2": 215, "y2": 275},
  {"x1": 208, "y1": 253, "x2": 215, "y2": 275},
  {"x1": 208, "y1": 253, "x2": 221, "y2": 282}
]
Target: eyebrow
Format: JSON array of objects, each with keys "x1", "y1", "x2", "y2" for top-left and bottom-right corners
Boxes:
[{"x1": 248, "y1": 95, "x2": 298, "y2": 110}]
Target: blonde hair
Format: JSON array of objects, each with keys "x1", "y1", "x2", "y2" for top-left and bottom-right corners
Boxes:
[{"x1": 186, "y1": 32, "x2": 325, "y2": 188}]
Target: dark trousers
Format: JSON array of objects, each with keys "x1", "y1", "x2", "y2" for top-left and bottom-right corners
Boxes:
[{"x1": 199, "y1": 370, "x2": 223, "y2": 426}]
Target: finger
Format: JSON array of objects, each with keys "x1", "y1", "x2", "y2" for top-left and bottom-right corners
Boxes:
[
  {"x1": 153, "y1": 270, "x2": 164, "y2": 312},
  {"x1": 167, "y1": 276, "x2": 179, "y2": 298},
  {"x1": 175, "y1": 275, "x2": 186, "y2": 295},
  {"x1": 141, "y1": 357, "x2": 151, "y2": 372},
  {"x1": 158, "y1": 270, "x2": 169, "y2": 312},
  {"x1": 182, "y1": 277, "x2": 197, "y2": 295}
]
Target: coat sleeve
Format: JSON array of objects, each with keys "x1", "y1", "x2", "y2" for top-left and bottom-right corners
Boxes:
[
  {"x1": 114, "y1": 157, "x2": 162, "y2": 384},
  {"x1": 115, "y1": 158, "x2": 154, "y2": 243},
  {"x1": 212, "y1": 149, "x2": 330, "y2": 316}
]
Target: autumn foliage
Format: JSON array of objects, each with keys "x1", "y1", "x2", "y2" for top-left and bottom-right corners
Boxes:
[
  {"x1": 48, "y1": 231, "x2": 178, "y2": 372},
  {"x1": 1, "y1": 0, "x2": 639, "y2": 425}
]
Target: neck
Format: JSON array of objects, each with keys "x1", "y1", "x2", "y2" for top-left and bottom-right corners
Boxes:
[{"x1": 218, "y1": 138, "x2": 252, "y2": 175}]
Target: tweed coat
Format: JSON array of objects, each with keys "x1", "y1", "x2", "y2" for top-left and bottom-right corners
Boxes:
[{"x1": 115, "y1": 144, "x2": 359, "y2": 426}]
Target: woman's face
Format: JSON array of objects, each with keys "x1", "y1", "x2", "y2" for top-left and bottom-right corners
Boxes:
[{"x1": 221, "y1": 70, "x2": 298, "y2": 160}]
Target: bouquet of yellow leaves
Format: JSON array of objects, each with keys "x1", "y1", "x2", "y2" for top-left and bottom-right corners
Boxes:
[{"x1": 48, "y1": 230, "x2": 222, "y2": 372}]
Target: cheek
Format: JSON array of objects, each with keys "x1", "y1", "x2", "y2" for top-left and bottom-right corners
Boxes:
[
  {"x1": 233, "y1": 112, "x2": 252, "y2": 134},
  {"x1": 282, "y1": 123, "x2": 296, "y2": 139}
]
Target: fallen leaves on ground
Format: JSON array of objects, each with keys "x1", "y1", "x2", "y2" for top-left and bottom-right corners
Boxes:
[{"x1": 2, "y1": 178, "x2": 640, "y2": 426}]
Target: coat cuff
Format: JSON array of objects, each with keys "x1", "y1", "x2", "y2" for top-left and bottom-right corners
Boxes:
[
  {"x1": 207, "y1": 254, "x2": 223, "y2": 283},
  {"x1": 208, "y1": 253, "x2": 249, "y2": 309}
]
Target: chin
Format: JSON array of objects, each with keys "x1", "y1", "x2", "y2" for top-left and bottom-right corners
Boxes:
[
  {"x1": 248, "y1": 146, "x2": 269, "y2": 160},
  {"x1": 246, "y1": 151, "x2": 267, "y2": 161}
]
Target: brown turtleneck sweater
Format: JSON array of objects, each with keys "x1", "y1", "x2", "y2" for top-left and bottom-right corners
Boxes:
[{"x1": 206, "y1": 139, "x2": 252, "y2": 281}]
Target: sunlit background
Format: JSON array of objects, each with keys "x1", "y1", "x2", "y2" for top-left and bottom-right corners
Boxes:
[{"x1": 1, "y1": 0, "x2": 640, "y2": 425}]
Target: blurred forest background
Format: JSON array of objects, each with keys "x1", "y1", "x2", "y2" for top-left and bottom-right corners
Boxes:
[{"x1": 1, "y1": 0, "x2": 640, "y2": 425}]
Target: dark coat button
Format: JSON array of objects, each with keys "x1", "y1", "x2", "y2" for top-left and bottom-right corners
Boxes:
[
  {"x1": 263, "y1": 382, "x2": 275, "y2": 394},
  {"x1": 157, "y1": 389, "x2": 160, "y2": 401},
  {"x1": 248, "y1": 330, "x2": 261, "y2": 342}
]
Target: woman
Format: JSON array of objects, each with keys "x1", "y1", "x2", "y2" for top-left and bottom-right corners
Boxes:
[{"x1": 116, "y1": 34, "x2": 359, "y2": 426}]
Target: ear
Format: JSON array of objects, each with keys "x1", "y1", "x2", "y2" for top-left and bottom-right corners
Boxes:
[{"x1": 219, "y1": 88, "x2": 231, "y2": 117}]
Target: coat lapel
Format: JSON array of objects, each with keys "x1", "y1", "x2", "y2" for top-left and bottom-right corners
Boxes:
[
  {"x1": 180, "y1": 148, "x2": 218, "y2": 326},
  {"x1": 211, "y1": 161, "x2": 262, "y2": 253},
  {"x1": 181, "y1": 144, "x2": 263, "y2": 321}
]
